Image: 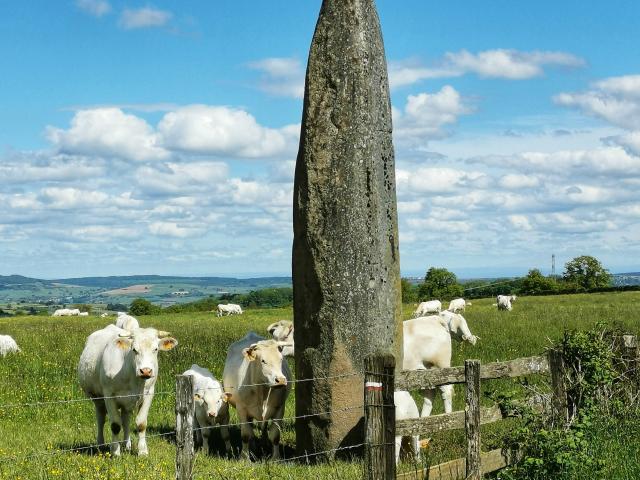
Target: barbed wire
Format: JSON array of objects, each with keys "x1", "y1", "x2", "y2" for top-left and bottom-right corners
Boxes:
[
  {"x1": 0, "y1": 372, "x2": 360, "y2": 410},
  {"x1": 463, "y1": 279, "x2": 519, "y2": 292}
]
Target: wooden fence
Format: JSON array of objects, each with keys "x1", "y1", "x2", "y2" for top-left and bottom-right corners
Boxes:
[{"x1": 363, "y1": 334, "x2": 639, "y2": 480}]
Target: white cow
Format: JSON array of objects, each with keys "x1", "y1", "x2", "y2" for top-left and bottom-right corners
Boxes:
[
  {"x1": 413, "y1": 300, "x2": 442, "y2": 317},
  {"x1": 496, "y1": 295, "x2": 516, "y2": 311},
  {"x1": 79, "y1": 312, "x2": 89, "y2": 317},
  {"x1": 222, "y1": 332, "x2": 291, "y2": 460},
  {"x1": 447, "y1": 298, "x2": 467, "y2": 313},
  {"x1": 403, "y1": 314, "x2": 478, "y2": 418},
  {"x1": 183, "y1": 364, "x2": 232, "y2": 455},
  {"x1": 217, "y1": 303, "x2": 243, "y2": 317},
  {"x1": 100, "y1": 313, "x2": 110, "y2": 318},
  {"x1": 394, "y1": 391, "x2": 420, "y2": 465},
  {"x1": 115, "y1": 312, "x2": 140, "y2": 331},
  {"x1": 267, "y1": 320, "x2": 294, "y2": 357},
  {"x1": 77, "y1": 325, "x2": 178, "y2": 456},
  {"x1": 52, "y1": 308, "x2": 80, "y2": 317},
  {"x1": 0, "y1": 335, "x2": 20, "y2": 356}
]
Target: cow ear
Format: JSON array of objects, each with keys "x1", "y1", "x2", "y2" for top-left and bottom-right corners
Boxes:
[
  {"x1": 243, "y1": 345, "x2": 258, "y2": 361},
  {"x1": 157, "y1": 330, "x2": 171, "y2": 338},
  {"x1": 159, "y1": 337, "x2": 178, "y2": 351},
  {"x1": 223, "y1": 392, "x2": 232, "y2": 403},
  {"x1": 115, "y1": 338, "x2": 131, "y2": 350},
  {"x1": 194, "y1": 393, "x2": 202, "y2": 401}
]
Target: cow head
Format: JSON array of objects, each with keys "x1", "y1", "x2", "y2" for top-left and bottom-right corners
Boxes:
[
  {"x1": 267, "y1": 320, "x2": 294, "y2": 357},
  {"x1": 116, "y1": 328, "x2": 178, "y2": 379},
  {"x1": 242, "y1": 340, "x2": 288, "y2": 387},
  {"x1": 443, "y1": 312, "x2": 478, "y2": 346},
  {"x1": 194, "y1": 387, "x2": 231, "y2": 419}
]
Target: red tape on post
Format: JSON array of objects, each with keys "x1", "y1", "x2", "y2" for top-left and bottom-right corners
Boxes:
[{"x1": 365, "y1": 381, "x2": 383, "y2": 392}]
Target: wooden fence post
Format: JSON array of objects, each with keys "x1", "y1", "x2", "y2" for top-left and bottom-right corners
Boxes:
[
  {"x1": 465, "y1": 359, "x2": 481, "y2": 480},
  {"x1": 364, "y1": 353, "x2": 395, "y2": 480},
  {"x1": 548, "y1": 349, "x2": 569, "y2": 425},
  {"x1": 175, "y1": 374, "x2": 195, "y2": 480},
  {"x1": 620, "y1": 335, "x2": 638, "y2": 395}
]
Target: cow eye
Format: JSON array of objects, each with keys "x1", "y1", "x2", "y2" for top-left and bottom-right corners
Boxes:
[
  {"x1": 153, "y1": 348, "x2": 158, "y2": 353},
  {"x1": 132, "y1": 348, "x2": 138, "y2": 354},
  {"x1": 261, "y1": 359, "x2": 267, "y2": 365}
]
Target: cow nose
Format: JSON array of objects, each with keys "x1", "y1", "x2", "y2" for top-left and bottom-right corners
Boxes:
[
  {"x1": 139, "y1": 368, "x2": 153, "y2": 378},
  {"x1": 207, "y1": 411, "x2": 216, "y2": 418},
  {"x1": 275, "y1": 377, "x2": 287, "y2": 386}
]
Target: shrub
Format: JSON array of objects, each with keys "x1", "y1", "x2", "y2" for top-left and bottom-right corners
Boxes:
[{"x1": 129, "y1": 298, "x2": 161, "y2": 316}]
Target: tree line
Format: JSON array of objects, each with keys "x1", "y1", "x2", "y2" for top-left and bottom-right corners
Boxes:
[{"x1": 402, "y1": 255, "x2": 621, "y2": 302}]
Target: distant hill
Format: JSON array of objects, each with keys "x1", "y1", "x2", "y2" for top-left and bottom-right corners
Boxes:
[
  {"x1": 0, "y1": 275, "x2": 49, "y2": 286},
  {"x1": 613, "y1": 272, "x2": 640, "y2": 286},
  {"x1": 50, "y1": 275, "x2": 292, "y2": 289}
]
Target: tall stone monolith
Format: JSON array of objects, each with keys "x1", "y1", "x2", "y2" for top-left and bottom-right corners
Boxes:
[{"x1": 292, "y1": 0, "x2": 402, "y2": 456}]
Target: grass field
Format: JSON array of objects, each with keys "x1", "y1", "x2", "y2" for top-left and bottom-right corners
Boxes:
[{"x1": 0, "y1": 291, "x2": 639, "y2": 479}]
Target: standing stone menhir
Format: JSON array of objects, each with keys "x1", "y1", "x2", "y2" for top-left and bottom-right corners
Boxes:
[{"x1": 292, "y1": 0, "x2": 402, "y2": 456}]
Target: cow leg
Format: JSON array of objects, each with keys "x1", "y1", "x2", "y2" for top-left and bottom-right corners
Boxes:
[
  {"x1": 237, "y1": 408, "x2": 253, "y2": 461},
  {"x1": 122, "y1": 409, "x2": 132, "y2": 452},
  {"x1": 440, "y1": 384, "x2": 454, "y2": 414},
  {"x1": 420, "y1": 389, "x2": 436, "y2": 417},
  {"x1": 195, "y1": 410, "x2": 210, "y2": 454},
  {"x1": 104, "y1": 398, "x2": 123, "y2": 456},
  {"x1": 135, "y1": 388, "x2": 154, "y2": 456},
  {"x1": 93, "y1": 399, "x2": 107, "y2": 448},
  {"x1": 218, "y1": 405, "x2": 232, "y2": 456},
  {"x1": 411, "y1": 434, "x2": 421, "y2": 464},
  {"x1": 268, "y1": 403, "x2": 286, "y2": 460},
  {"x1": 395, "y1": 435, "x2": 402, "y2": 465}
]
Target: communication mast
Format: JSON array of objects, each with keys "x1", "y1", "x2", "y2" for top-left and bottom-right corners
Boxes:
[{"x1": 552, "y1": 254, "x2": 556, "y2": 277}]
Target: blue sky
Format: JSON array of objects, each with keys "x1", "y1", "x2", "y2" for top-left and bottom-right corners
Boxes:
[{"x1": 1, "y1": 1, "x2": 639, "y2": 279}]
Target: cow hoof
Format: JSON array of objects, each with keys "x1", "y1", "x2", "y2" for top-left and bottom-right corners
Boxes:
[{"x1": 138, "y1": 449, "x2": 149, "y2": 456}]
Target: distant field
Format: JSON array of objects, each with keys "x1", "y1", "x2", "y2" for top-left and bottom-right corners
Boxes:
[
  {"x1": 0, "y1": 291, "x2": 639, "y2": 479},
  {"x1": 102, "y1": 284, "x2": 153, "y2": 296}
]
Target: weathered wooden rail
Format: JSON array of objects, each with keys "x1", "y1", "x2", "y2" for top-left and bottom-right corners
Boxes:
[{"x1": 364, "y1": 334, "x2": 639, "y2": 479}]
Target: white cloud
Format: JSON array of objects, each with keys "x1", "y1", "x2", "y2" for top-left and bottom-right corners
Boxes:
[
  {"x1": 148, "y1": 221, "x2": 205, "y2": 238},
  {"x1": 71, "y1": 225, "x2": 140, "y2": 241},
  {"x1": 445, "y1": 49, "x2": 584, "y2": 80},
  {"x1": 0, "y1": 154, "x2": 105, "y2": 183},
  {"x1": 389, "y1": 49, "x2": 584, "y2": 88},
  {"x1": 118, "y1": 7, "x2": 172, "y2": 30},
  {"x1": 508, "y1": 215, "x2": 533, "y2": 231},
  {"x1": 247, "y1": 57, "x2": 305, "y2": 99},
  {"x1": 394, "y1": 86, "x2": 473, "y2": 148},
  {"x1": 135, "y1": 162, "x2": 228, "y2": 195},
  {"x1": 498, "y1": 174, "x2": 540, "y2": 189},
  {"x1": 39, "y1": 187, "x2": 109, "y2": 209},
  {"x1": 158, "y1": 105, "x2": 298, "y2": 158},
  {"x1": 76, "y1": 0, "x2": 111, "y2": 17},
  {"x1": 47, "y1": 108, "x2": 168, "y2": 162}
]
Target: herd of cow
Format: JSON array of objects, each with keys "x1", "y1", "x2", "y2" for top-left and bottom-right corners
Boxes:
[{"x1": 1, "y1": 294, "x2": 517, "y2": 465}]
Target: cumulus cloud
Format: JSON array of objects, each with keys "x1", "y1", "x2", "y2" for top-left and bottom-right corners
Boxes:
[
  {"x1": 46, "y1": 105, "x2": 299, "y2": 162},
  {"x1": 47, "y1": 108, "x2": 168, "y2": 162},
  {"x1": 389, "y1": 49, "x2": 584, "y2": 88},
  {"x1": 158, "y1": 105, "x2": 298, "y2": 158},
  {"x1": 76, "y1": 0, "x2": 111, "y2": 17},
  {"x1": 148, "y1": 221, "x2": 205, "y2": 238},
  {"x1": 498, "y1": 174, "x2": 540, "y2": 189},
  {"x1": 247, "y1": 57, "x2": 305, "y2": 99},
  {"x1": 394, "y1": 86, "x2": 473, "y2": 148},
  {"x1": 118, "y1": 7, "x2": 172, "y2": 30},
  {"x1": 555, "y1": 74, "x2": 640, "y2": 155}
]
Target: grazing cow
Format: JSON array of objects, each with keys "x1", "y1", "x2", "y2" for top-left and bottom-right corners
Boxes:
[
  {"x1": 447, "y1": 298, "x2": 467, "y2": 313},
  {"x1": 496, "y1": 295, "x2": 515, "y2": 311},
  {"x1": 403, "y1": 314, "x2": 477, "y2": 418},
  {"x1": 183, "y1": 364, "x2": 232, "y2": 455},
  {"x1": 413, "y1": 300, "x2": 442, "y2": 317},
  {"x1": 77, "y1": 325, "x2": 177, "y2": 456},
  {"x1": 394, "y1": 390, "x2": 420, "y2": 465},
  {"x1": 267, "y1": 320, "x2": 294, "y2": 357},
  {"x1": 438, "y1": 310, "x2": 478, "y2": 345},
  {"x1": 79, "y1": 312, "x2": 89, "y2": 317},
  {"x1": 217, "y1": 304, "x2": 243, "y2": 317},
  {"x1": 115, "y1": 312, "x2": 140, "y2": 331},
  {"x1": 0, "y1": 335, "x2": 20, "y2": 356},
  {"x1": 52, "y1": 308, "x2": 80, "y2": 317},
  {"x1": 222, "y1": 332, "x2": 291, "y2": 460},
  {"x1": 100, "y1": 313, "x2": 110, "y2": 318}
]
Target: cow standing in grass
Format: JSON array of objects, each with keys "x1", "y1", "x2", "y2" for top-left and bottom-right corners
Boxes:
[
  {"x1": 267, "y1": 320, "x2": 294, "y2": 357},
  {"x1": 222, "y1": 332, "x2": 290, "y2": 460},
  {"x1": 77, "y1": 325, "x2": 177, "y2": 456}
]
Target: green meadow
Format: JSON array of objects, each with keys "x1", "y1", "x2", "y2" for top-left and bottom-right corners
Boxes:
[{"x1": 0, "y1": 291, "x2": 638, "y2": 479}]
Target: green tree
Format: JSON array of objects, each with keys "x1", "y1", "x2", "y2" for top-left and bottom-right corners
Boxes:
[
  {"x1": 73, "y1": 303, "x2": 92, "y2": 313},
  {"x1": 417, "y1": 267, "x2": 463, "y2": 301},
  {"x1": 563, "y1": 256, "x2": 612, "y2": 290},
  {"x1": 129, "y1": 298, "x2": 160, "y2": 316},
  {"x1": 401, "y1": 278, "x2": 418, "y2": 303},
  {"x1": 520, "y1": 269, "x2": 558, "y2": 294}
]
